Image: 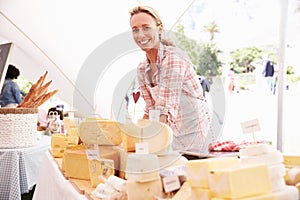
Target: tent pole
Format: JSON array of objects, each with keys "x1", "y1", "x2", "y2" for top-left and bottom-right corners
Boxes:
[{"x1": 277, "y1": 0, "x2": 289, "y2": 152}]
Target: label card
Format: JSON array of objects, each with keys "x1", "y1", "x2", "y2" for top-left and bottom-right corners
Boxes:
[
  {"x1": 162, "y1": 176, "x2": 181, "y2": 193},
  {"x1": 86, "y1": 144, "x2": 100, "y2": 160},
  {"x1": 135, "y1": 142, "x2": 149, "y2": 154},
  {"x1": 241, "y1": 118, "x2": 261, "y2": 134}
]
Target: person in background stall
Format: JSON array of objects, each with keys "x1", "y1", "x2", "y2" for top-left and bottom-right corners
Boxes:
[
  {"x1": 262, "y1": 54, "x2": 275, "y2": 95},
  {"x1": 228, "y1": 67, "x2": 235, "y2": 93},
  {"x1": 129, "y1": 5, "x2": 213, "y2": 155},
  {"x1": 0, "y1": 64, "x2": 23, "y2": 108}
]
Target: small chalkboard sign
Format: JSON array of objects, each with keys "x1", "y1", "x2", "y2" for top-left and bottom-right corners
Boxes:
[{"x1": 0, "y1": 42, "x2": 13, "y2": 92}]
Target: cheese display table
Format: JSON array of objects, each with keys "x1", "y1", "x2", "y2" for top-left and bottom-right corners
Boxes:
[
  {"x1": 33, "y1": 118, "x2": 300, "y2": 200},
  {"x1": 0, "y1": 134, "x2": 51, "y2": 200},
  {"x1": 33, "y1": 151, "x2": 89, "y2": 200}
]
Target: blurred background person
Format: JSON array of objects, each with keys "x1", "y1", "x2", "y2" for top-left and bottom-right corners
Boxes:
[{"x1": 0, "y1": 64, "x2": 23, "y2": 107}]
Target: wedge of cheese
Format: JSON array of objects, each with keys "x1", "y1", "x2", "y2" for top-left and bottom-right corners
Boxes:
[
  {"x1": 88, "y1": 158, "x2": 115, "y2": 187},
  {"x1": 78, "y1": 120, "x2": 122, "y2": 145},
  {"x1": 208, "y1": 164, "x2": 272, "y2": 198},
  {"x1": 119, "y1": 119, "x2": 173, "y2": 154},
  {"x1": 50, "y1": 134, "x2": 68, "y2": 158}
]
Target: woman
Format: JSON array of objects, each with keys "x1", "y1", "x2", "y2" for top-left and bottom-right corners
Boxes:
[
  {"x1": 0, "y1": 64, "x2": 22, "y2": 108},
  {"x1": 129, "y1": 5, "x2": 213, "y2": 154}
]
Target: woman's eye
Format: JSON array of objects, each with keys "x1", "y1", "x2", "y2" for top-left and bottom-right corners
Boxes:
[
  {"x1": 132, "y1": 28, "x2": 139, "y2": 33},
  {"x1": 143, "y1": 27, "x2": 151, "y2": 32}
]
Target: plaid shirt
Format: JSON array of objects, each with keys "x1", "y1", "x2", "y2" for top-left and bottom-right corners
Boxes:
[{"x1": 137, "y1": 45, "x2": 207, "y2": 138}]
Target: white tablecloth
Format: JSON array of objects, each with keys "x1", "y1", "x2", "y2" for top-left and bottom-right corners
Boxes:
[
  {"x1": 0, "y1": 134, "x2": 51, "y2": 200},
  {"x1": 33, "y1": 151, "x2": 87, "y2": 200}
]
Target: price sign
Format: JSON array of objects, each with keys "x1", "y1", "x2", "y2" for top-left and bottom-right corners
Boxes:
[
  {"x1": 162, "y1": 176, "x2": 181, "y2": 193},
  {"x1": 241, "y1": 118, "x2": 261, "y2": 134},
  {"x1": 135, "y1": 142, "x2": 149, "y2": 154}
]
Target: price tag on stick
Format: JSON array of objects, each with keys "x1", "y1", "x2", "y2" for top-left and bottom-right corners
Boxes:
[{"x1": 241, "y1": 118, "x2": 261, "y2": 142}]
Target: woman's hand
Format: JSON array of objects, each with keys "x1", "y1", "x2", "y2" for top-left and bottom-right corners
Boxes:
[{"x1": 143, "y1": 114, "x2": 149, "y2": 119}]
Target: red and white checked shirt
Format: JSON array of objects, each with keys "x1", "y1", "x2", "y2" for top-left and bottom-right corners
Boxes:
[{"x1": 137, "y1": 45, "x2": 209, "y2": 139}]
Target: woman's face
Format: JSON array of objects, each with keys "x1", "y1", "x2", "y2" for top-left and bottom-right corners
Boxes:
[{"x1": 130, "y1": 12, "x2": 161, "y2": 52}]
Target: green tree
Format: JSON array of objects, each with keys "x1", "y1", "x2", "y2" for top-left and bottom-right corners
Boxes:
[
  {"x1": 229, "y1": 47, "x2": 262, "y2": 73},
  {"x1": 172, "y1": 23, "x2": 221, "y2": 77},
  {"x1": 203, "y1": 21, "x2": 219, "y2": 46}
]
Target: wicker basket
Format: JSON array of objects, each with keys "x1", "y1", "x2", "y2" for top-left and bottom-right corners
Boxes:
[{"x1": 0, "y1": 108, "x2": 38, "y2": 148}]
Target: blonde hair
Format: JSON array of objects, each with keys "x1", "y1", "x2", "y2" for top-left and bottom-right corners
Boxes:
[{"x1": 129, "y1": 5, "x2": 175, "y2": 47}]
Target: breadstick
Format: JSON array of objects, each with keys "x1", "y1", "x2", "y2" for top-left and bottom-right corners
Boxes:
[
  {"x1": 34, "y1": 89, "x2": 59, "y2": 108},
  {"x1": 18, "y1": 71, "x2": 48, "y2": 107}
]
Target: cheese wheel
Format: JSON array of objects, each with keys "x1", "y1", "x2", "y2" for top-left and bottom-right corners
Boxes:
[
  {"x1": 78, "y1": 120, "x2": 122, "y2": 145},
  {"x1": 126, "y1": 153, "x2": 160, "y2": 182},
  {"x1": 119, "y1": 119, "x2": 173, "y2": 154}
]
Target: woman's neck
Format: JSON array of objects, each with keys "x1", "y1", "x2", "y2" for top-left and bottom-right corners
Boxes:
[{"x1": 146, "y1": 48, "x2": 159, "y2": 64}]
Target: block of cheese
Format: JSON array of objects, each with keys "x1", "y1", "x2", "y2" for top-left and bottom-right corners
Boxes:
[
  {"x1": 212, "y1": 185, "x2": 299, "y2": 200},
  {"x1": 63, "y1": 145, "x2": 90, "y2": 180},
  {"x1": 66, "y1": 135, "x2": 79, "y2": 145},
  {"x1": 119, "y1": 119, "x2": 173, "y2": 154},
  {"x1": 62, "y1": 144, "x2": 119, "y2": 180},
  {"x1": 51, "y1": 133, "x2": 68, "y2": 158},
  {"x1": 283, "y1": 155, "x2": 300, "y2": 167},
  {"x1": 78, "y1": 120, "x2": 122, "y2": 145},
  {"x1": 126, "y1": 178, "x2": 163, "y2": 200},
  {"x1": 208, "y1": 164, "x2": 272, "y2": 198},
  {"x1": 63, "y1": 117, "x2": 76, "y2": 133},
  {"x1": 186, "y1": 156, "x2": 240, "y2": 188},
  {"x1": 191, "y1": 187, "x2": 211, "y2": 200},
  {"x1": 268, "y1": 164, "x2": 286, "y2": 180},
  {"x1": 239, "y1": 143, "x2": 273, "y2": 157},
  {"x1": 126, "y1": 153, "x2": 160, "y2": 182},
  {"x1": 61, "y1": 144, "x2": 86, "y2": 172},
  {"x1": 64, "y1": 147, "x2": 90, "y2": 180},
  {"x1": 240, "y1": 150, "x2": 283, "y2": 166},
  {"x1": 88, "y1": 158, "x2": 115, "y2": 187}
]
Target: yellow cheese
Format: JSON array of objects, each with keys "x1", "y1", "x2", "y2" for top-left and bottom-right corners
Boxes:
[
  {"x1": 78, "y1": 120, "x2": 122, "y2": 145},
  {"x1": 191, "y1": 187, "x2": 211, "y2": 200},
  {"x1": 283, "y1": 155, "x2": 300, "y2": 167},
  {"x1": 211, "y1": 185, "x2": 298, "y2": 200},
  {"x1": 126, "y1": 179, "x2": 163, "y2": 200},
  {"x1": 119, "y1": 119, "x2": 173, "y2": 153},
  {"x1": 50, "y1": 134, "x2": 68, "y2": 158},
  {"x1": 64, "y1": 148, "x2": 90, "y2": 180},
  {"x1": 66, "y1": 135, "x2": 79, "y2": 145},
  {"x1": 63, "y1": 117, "x2": 77, "y2": 133},
  {"x1": 171, "y1": 182, "x2": 191, "y2": 200},
  {"x1": 186, "y1": 156, "x2": 239, "y2": 188},
  {"x1": 208, "y1": 164, "x2": 272, "y2": 198},
  {"x1": 126, "y1": 154, "x2": 160, "y2": 182},
  {"x1": 88, "y1": 159, "x2": 115, "y2": 187}
]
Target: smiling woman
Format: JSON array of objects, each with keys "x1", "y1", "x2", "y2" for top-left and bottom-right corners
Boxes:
[{"x1": 129, "y1": 5, "x2": 213, "y2": 154}]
